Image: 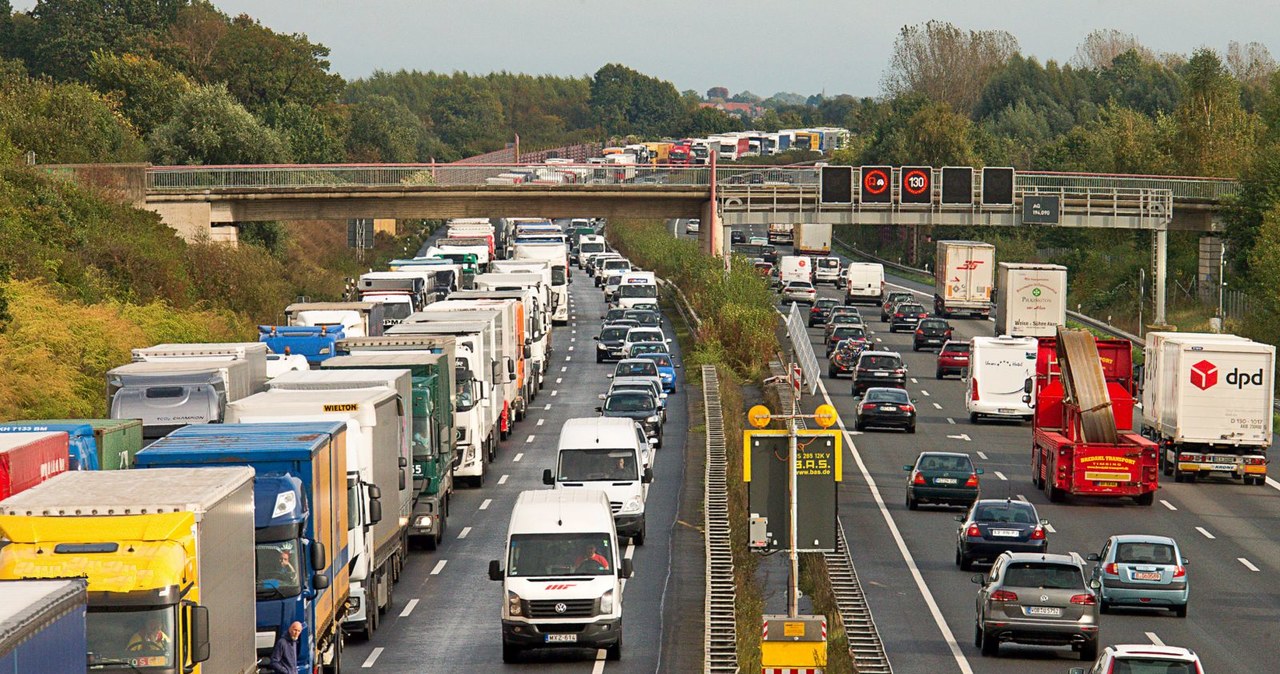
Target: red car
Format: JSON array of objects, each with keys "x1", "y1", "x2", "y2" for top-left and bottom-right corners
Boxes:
[{"x1": 935, "y1": 340, "x2": 970, "y2": 379}]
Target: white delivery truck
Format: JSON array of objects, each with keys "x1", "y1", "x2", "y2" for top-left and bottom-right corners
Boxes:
[
  {"x1": 452, "y1": 286, "x2": 549, "y2": 394},
  {"x1": 491, "y1": 260, "x2": 559, "y2": 326},
  {"x1": 512, "y1": 242, "x2": 570, "y2": 324},
  {"x1": 131, "y1": 341, "x2": 268, "y2": 393},
  {"x1": 793, "y1": 223, "x2": 832, "y2": 256},
  {"x1": 543, "y1": 417, "x2": 654, "y2": 544},
  {"x1": 286, "y1": 302, "x2": 386, "y2": 338},
  {"x1": 577, "y1": 235, "x2": 608, "y2": 268},
  {"x1": 995, "y1": 263, "x2": 1068, "y2": 337},
  {"x1": 843, "y1": 262, "x2": 885, "y2": 305},
  {"x1": 107, "y1": 359, "x2": 255, "y2": 444},
  {"x1": 410, "y1": 302, "x2": 527, "y2": 423},
  {"x1": 227, "y1": 387, "x2": 410, "y2": 641},
  {"x1": 767, "y1": 223, "x2": 794, "y2": 245},
  {"x1": 778, "y1": 255, "x2": 812, "y2": 286},
  {"x1": 966, "y1": 336, "x2": 1038, "y2": 423},
  {"x1": 615, "y1": 271, "x2": 658, "y2": 310},
  {"x1": 488, "y1": 489, "x2": 631, "y2": 663},
  {"x1": 813, "y1": 256, "x2": 842, "y2": 286},
  {"x1": 1141, "y1": 332, "x2": 1275, "y2": 485},
  {"x1": 934, "y1": 240, "x2": 996, "y2": 318}
]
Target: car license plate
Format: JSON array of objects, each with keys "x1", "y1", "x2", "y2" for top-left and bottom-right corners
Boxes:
[
  {"x1": 874, "y1": 372, "x2": 888, "y2": 377},
  {"x1": 1024, "y1": 606, "x2": 1062, "y2": 617},
  {"x1": 935, "y1": 477, "x2": 957, "y2": 484},
  {"x1": 990, "y1": 529, "x2": 1019, "y2": 537},
  {"x1": 1097, "y1": 482, "x2": 1118, "y2": 487},
  {"x1": 997, "y1": 408, "x2": 1017, "y2": 414},
  {"x1": 545, "y1": 634, "x2": 578, "y2": 643},
  {"x1": 1133, "y1": 571, "x2": 1161, "y2": 580},
  {"x1": 880, "y1": 406, "x2": 897, "y2": 411}
]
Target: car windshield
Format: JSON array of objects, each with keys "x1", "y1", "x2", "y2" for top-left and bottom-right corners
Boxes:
[
  {"x1": 1115, "y1": 542, "x2": 1177, "y2": 565},
  {"x1": 615, "y1": 361, "x2": 658, "y2": 377},
  {"x1": 816, "y1": 300, "x2": 839, "y2": 309},
  {"x1": 860, "y1": 355, "x2": 899, "y2": 369},
  {"x1": 557, "y1": 448, "x2": 638, "y2": 482},
  {"x1": 642, "y1": 354, "x2": 672, "y2": 367},
  {"x1": 943, "y1": 343, "x2": 971, "y2": 353},
  {"x1": 832, "y1": 314, "x2": 861, "y2": 324},
  {"x1": 916, "y1": 454, "x2": 973, "y2": 471},
  {"x1": 1001, "y1": 562, "x2": 1084, "y2": 590},
  {"x1": 628, "y1": 330, "x2": 663, "y2": 342},
  {"x1": 508, "y1": 533, "x2": 615, "y2": 577},
  {"x1": 887, "y1": 294, "x2": 912, "y2": 305},
  {"x1": 818, "y1": 259, "x2": 840, "y2": 268},
  {"x1": 921, "y1": 320, "x2": 948, "y2": 329},
  {"x1": 835, "y1": 341, "x2": 862, "y2": 356},
  {"x1": 833, "y1": 327, "x2": 865, "y2": 338},
  {"x1": 604, "y1": 309, "x2": 627, "y2": 321},
  {"x1": 606, "y1": 275, "x2": 622, "y2": 285},
  {"x1": 620, "y1": 284, "x2": 658, "y2": 298},
  {"x1": 973, "y1": 504, "x2": 1036, "y2": 524},
  {"x1": 605, "y1": 393, "x2": 655, "y2": 412},
  {"x1": 865, "y1": 389, "x2": 909, "y2": 403},
  {"x1": 897, "y1": 304, "x2": 925, "y2": 313},
  {"x1": 601, "y1": 327, "x2": 628, "y2": 340},
  {"x1": 1110, "y1": 658, "x2": 1197, "y2": 674},
  {"x1": 788, "y1": 282, "x2": 813, "y2": 290},
  {"x1": 381, "y1": 301, "x2": 413, "y2": 321}
]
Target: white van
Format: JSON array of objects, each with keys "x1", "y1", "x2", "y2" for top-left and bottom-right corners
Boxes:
[
  {"x1": 545, "y1": 417, "x2": 652, "y2": 544},
  {"x1": 813, "y1": 256, "x2": 842, "y2": 286},
  {"x1": 615, "y1": 271, "x2": 658, "y2": 310},
  {"x1": 966, "y1": 336, "x2": 1038, "y2": 423},
  {"x1": 778, "y1": 255, "x2": 812, "y2": 286},
  {"x1": 489, "y1": 489, "x2": 631, "y2": 662},
  {"x1": 844, "y1": 262, "x2": 885, "y2": 305}
]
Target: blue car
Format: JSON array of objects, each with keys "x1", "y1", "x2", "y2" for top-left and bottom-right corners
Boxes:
[
  {"x1": 636, "y1": 352, "x2": 679, "y2": 393},
  {"x1": 1087, "y1": 534, "x2": 1189, "y2": 617}
]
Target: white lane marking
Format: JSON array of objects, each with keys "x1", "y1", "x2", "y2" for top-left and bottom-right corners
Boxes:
[
  {"x1": 994, "y1": 471, "x2": 1007, "y2": 481},
  {"x1": 479, "y1": 499, "x2": 492, "y2": 510},
  {"x1": 1267, "y1": 477, "x2": 1280, "y2": 492},
  {"x1": 571, "y1": 329, "x2": 576, "y2": 334},
  {"x1": 976, "y1": 451, "x2": 989, "y2": 460},
  {"x1": 1146, "y1": 631, "x2": 1164, "y2": 646},
  {"x1": 544, "y1": 404, "x2": 552, "y2": 410},
  {"x1": 362, "y1": 647, "x2": 384, "y2": 668},
  {"x1": 561, "y1": 366, "x2": 568, "y2": 372},
  {"x1": 556, "y1": 378, "x2": 563, "y2": 384},
  {"x1": 569, "y1": 346, "x2": 575, "y2": 351},
  {"x1": 947, "y1": 418, "x2": 956, "y2": 425},
  {"x1": 947, "y1": 434, "x2": 971, "y2": 441},
  {"x1": 1239, "y1": 557, "x2": 1260, "y2": 572},
  {"x1": 813, "y1": 372, "x2": 974, "y2": 673},
  {"x1": 1196, "y1": 526, "x2": 1215, "y2": 540},
  {"x1": 1044, "y1": 522, "x2": 1056, "y2": 533},
  {"x1": 514, "y1": 453, "x2": 524, "y2": 462},
  {"x1": 875, "y1": 337, "x2": 883, "y2": 343},
  {"x1": 1016, "y1": 494, "x2": 1027, "y2": 501},
  {"x1": 1161, "y1": 499, "x2": 1177, "y2": 511},
  {"x1": 537, "y1": 418, "x2": 545, "y2": 426},
  {"x1": 498, "y1": 474, "x2": 509, "y2": 485},
  {"x1": 552, "y1": 390, "x2": 559, "y2": 396},
  {"x1": 399, "y1": 598, "x2": 419, "y2": 617},
  {"x1": 920, "y1": 390, "x2": 930, "y2": 397},
  {"x1": 457, "y1": 527, "x2": 471, "y2": 540},
  {"x1": 565, "y1": 356, "x2": 572, "y2": 361},
  {"x1": 910, "y1": 377, "x2": 919, "y2": 384},
  {"x1": 525, "y1": 435, "x2": 535, "y2": 443},
  {"x1": 430, "y1": 560, "x2": 448, "y2": 575},
  {"x1": 571, "y1": 337, "x2": 576, "y2": 342},
  {"x1": 592, "y1": 650, "x2": 607, "y2": 673},
  {"x1": 932, "y1": 403, "x2": 942, "y2": 410}
]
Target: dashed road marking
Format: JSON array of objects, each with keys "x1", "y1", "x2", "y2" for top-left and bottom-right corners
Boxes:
[
  {"x1": 565, "y1": 356, "x2": 572, "y2": 362},
  {"x1": 920, "y1": 390, "x2": 930, "y2": 397},
  {"x1": 537, "y1": 418, "x2": 545, "y2": 426},
  {"x1": 1239, "y1": 557, "x2": 1259, "y2": 572},
  {"x1": 1196, "y1": 526, "x2": 1215, "y2": 539},
  {"x1": 947, "y1": 418, "x2": 956, "y2": 424},
  {"x1": 556, "y1": 378, "x2": 563, "y2": 384},
  {"x1": 1146, "y1": 632, "x2": 1164, "y2": 646},
  {"x1": 561, "y1": 366, "x2": 568, "y2": 372},
  {"x1": 430, "y1": 560, "x2": 448, "y2": 575},
  {"x1": 910, "y1": 377, "x2": 919, "y2": 384},
  {"x1": 976, "y1": 451, "x2": 988, "y2": 460},
  {"x1": 457, "y1": 527, "x2": 471, "y2": 539},
  {"x1": 994, "y1": 471, "x2": 1007, "y2": 481},
  {"x1": 946, "y1": 433, "x2": 971, "y2": 441},
  {"x1": 400, "y1": 598, "x2": 419, "y2": 617},
  {"x1": 932, "y1": 402, "x2": 942, "y2": 410},
  {"x1": 552, "y1": 390, "x2": 559, "y2": 396},
  {"x1": 498, "y1": 474, "x2": 509, "y2": 485},
  {"x1": 514, "y1": 452, "x2": 524, "y2": 462},
  {"x1": 1161, "y1": 499, "x2": 1177, "y2": 511},
  {"x1": 479, "y1": 499, "x2": 492, "y2": 510},
  {"x1": 1044, "y1": 522, "x2": 1056, "y2": 533},
  {"x1": 525, "y1": 435, "x2": 535, "y2": 443},
  {"x1": 1016, "y1": 494, "x2": 1027, "y2": 501},
  {"x1": 362, "y1": 647, "x2": 384, "y2": 668},
  {"x1": 569, "y1": 346, "x2": 575, "y2": 351},
  {"x1": 544, "y1": 404, "x2": 552, "y2": 410}
]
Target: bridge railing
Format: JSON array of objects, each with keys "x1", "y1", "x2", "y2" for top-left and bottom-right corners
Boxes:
[{"x1": 1018, "y1": 171, "x2": 1237, "y2": 201}]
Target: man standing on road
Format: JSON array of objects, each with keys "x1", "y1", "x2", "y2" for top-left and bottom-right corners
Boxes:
[{"x1": 269, "y1": 621, "x2": 302, "y2": 674}]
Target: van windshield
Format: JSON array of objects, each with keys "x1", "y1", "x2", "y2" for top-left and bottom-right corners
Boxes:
[
  {"x1": 508, "y1": 532, "x2": 615, "y2": 576},
  {"x1": 558, "y1": 448, "x2": 638, "y2": 481},
  {"x1": 619, "y1": 284, "x2": 657, "y2": 298}
]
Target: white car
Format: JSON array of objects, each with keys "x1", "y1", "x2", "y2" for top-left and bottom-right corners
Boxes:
[
  {"x1": 1069, "y1": 644, "x2": 1204, "y2": 674},
  {"x1": 781, "y1": 281, "x2": 817, "y2": 305},
  {"x1": 622, "y1": 327, "x2": 668, "y2": 354},
  {"x1": 684, "y1": 219, "x2": 700, "y2": 233}
]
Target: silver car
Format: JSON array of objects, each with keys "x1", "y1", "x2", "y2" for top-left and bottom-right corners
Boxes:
[
  {"x1": 1087, "y1": 534, "x2": 1189, "y2": 616},
  {"x1": 781, "y1": 281, "x2": 817, "y2": 305},
  {"x1": 973, "y1": 551, "x2": 1100, "y2": 661}
]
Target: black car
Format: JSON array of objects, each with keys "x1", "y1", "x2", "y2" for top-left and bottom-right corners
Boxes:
[
  {"x1": 760, "y1": 244, "x2": 780, "y2": 264},
  {"x1": 852, "y1": 351, "x2": 907, "y2": 396},
  {"x1": 594, "y1": 325, "x2": 630, "y2": 362},
  {"x1": 827, "y1": 339, "x2": 866, "y2": 378},
  {"x1": 904, "y1": 451, "x2": 982, "y2": 510},
  {"x1": 881, "y1": 291, "x2": 915, "y2": 321},
  {"x1": 888, "y1": 302, "x2": 928, "y2": 333},
  {"x1": 855, "y1": 387, "x2": 917, "y2": 433},
  {"x1": 600, "y1": 308, "x2": 628, "y2": 324},
  {"x1": 730, "y1": 230, "x2": 747, "y2": 244},
  {"x1": 826, "y1": 326, "x2": 867, "y2": 357},
  {"x1": 598, "y1": 390, "x2": 663, "y2": 443},
  {"x1": 624, "y1": 310, "x2": 662, "y2": 328},
  {"x1": 955, "y1": 498, "x2": 1049, "y2": 570},
  {"x1": 808, "y1": 299, "x2": 840, "y2": 327},
  {"x1": 913, "y1": 317, "x2": 954, "y2": 351}
]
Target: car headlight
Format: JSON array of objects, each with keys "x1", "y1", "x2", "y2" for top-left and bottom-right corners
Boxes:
[
  {"x1": 621, "y1": 497, "x2": 643, "y2": 513},
  {"x1": 660, "y1": 373, "x2": 673, "y2": 381},
  {"x1": 414, "y1": 515, "x2": 433, "y2": 528},
  {"x1": 508, "y1": 590, "x2": 523, "y2": 617},
  {"x1": 599, "y1": 589, "x2": 615, "y2": 614},
  {"x1": 646, "y1": 415, "x2": 660, "y2": 424},
  {"x1": 597, "y1": 342, "x2": 607, "y2": 350}
]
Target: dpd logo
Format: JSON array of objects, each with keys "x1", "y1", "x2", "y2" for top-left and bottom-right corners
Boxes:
[{"x1": 1189, "y1": 360, "x2": 1217, "y2": 390}]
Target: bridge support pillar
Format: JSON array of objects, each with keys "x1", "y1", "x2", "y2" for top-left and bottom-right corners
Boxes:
[
  {"x1": 699, "y1": 200, "x2": 723, "y2": 257},
  {"x1": 145, "y1": 202, "x2": 213, "y2": 241},
  {"x1": 1153, "y1": 228, "x2": 1167, "y2": 326}
]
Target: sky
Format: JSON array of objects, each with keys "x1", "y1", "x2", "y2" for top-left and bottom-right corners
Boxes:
[{"x1": 11, "y1": 0, "x2": 1280, "y2": 97}]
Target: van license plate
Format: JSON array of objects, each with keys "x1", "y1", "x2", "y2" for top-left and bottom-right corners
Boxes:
[
  {"x1": 997, "y1": 408, "x2": 1017, "y2": 414},
  {"x1": 545, "y1": 634, "x2": 578, "y2": 643}
]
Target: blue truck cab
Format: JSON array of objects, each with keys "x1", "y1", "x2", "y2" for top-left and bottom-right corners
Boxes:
[
  {"x1": 0, "y1": 422, "x2": 99, "y2": 471},
  {"x1": 259, "y1": 325, "x2": 347, "y2": 366},
  {"x1": 136, "y1": 422, "x2": 351, "y2": 672}
]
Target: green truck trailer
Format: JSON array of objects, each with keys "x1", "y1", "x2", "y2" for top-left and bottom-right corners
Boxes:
[{"x1": 5, "y1": 418, "x2": 143, "y2": 470}]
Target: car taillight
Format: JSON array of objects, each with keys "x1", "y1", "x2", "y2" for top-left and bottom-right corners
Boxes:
[
  {"x1": 810, "y1": 307, "x2": 819, "y2": 314},
  {"x1": 915, "y1": 329, "x2": 924, "y2": 335},
  {"x1": 1030, "y1": 527, "x2": 1046, "y2": 540},
  {"x1": 990, "y1": 590, "x2": 1018, "y2": 602},
  {"x1": 1104, "y1": 563, "x2": 1118, "y2": 575},
  {"x1": 964, "y1": 474, "x2": 979, "y2": 487},
  {"x1": 913, "y1": 472, "x2": 926, "y2": 485},
  {"x1": 966, "y1": 524, "x2": 982, "y2": 538},
  {"x1": 970, "y1": 377, "x2": 979, "y2": 401},
  {"x1": 1070, "y1": 593, "x2": 1097, "y2": 605},
  {"x1": 894, "y1": 368, "x2": 906, "y2": 374},
  {"x1": 899, "y1": 405, "x2": 914, "y2": 412},
  {"x1": 1173, "y1": 565, "x2": 1186, "y2": 578},
  {"x1": 894, "y1": 312, "x2": 904, "y2": 318},
  {"x1": 861, "y1": 403, "x2": 876, "y2": 411}
]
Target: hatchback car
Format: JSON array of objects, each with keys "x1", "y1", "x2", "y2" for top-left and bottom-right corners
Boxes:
[
  {"x1": 606, "y1": 376, "x2": 667, "y2": 422},
  {"x1": 824, "y1": 312, "x2": 864, "y2": 344},
  {"x1": 611, "y1": 358, "x2": 659, "y2": 381},
  {"x1": 594, "y1": 325, "x2": 631, "y2": 362},
  {"x1": 904, "y1": 452, "x2": 981, "y2": 510},
  {"x1": 973, "y1": 552, "x2": 1100, "y2": 660},
  {"x1": 684, "y1": 218, "x2": 700, "y2": 233},
  {"x1": 600, "y1": 307, "x2": 628, "y2": 324},
  {"x1": 825, "y1": 325, "x2": 868, "y2": 358},
  {"x1": 636, "y1": 352, "x2": 678, "y2": 393},
  {"x1": 881, "y1": 291, "x2": 915, "y2": 321},
  {"x1": 730, "y1": 230, "x2": 747, "y2": 244},
  {"x1": 936, "y1": 340, "x2": 970, "y2": 379},
  {"x1": 598, "y1": 391, "x2": 663, "y2": 446},
  {"x1": 754, "y1": 261, "x2": 774, "y2": 280},
  {"x1": 623, "y1": 327, "x2": 668, "y2": 353},
  {"x1": 855, "y1": 387, "x2": 916, "y2": 433},
  {"x1": 1087, "y1": 535, "x2": 1189, "y2": 617},
  {"x1": 761, "y1": 244, "x2": 780, "y2": 264},
  {"x1": 624, "y1": 310, "x2": 662, "y2": 328},
  {"x1": 827, "y1": 339, "x2": 866, "y2": 378},
  {"x1": 1069, "y1": 644, "x2": 1203, "y2": 674},
  {"x1": 913, "y1": 317, "x2": 954, "y2": 351},
  {"x1": 781, "y1": 281, "x2": 817, "y2": 305},
  {"x1": 808, "y1": 298, "x2": 840, "y2": 327},
  {"x1": 852, "y1": 351, "x2": 907, "y2": 397},
  {"x1": 956, "y1": 498, "x2": 1049, "y2": 570},
  {"x1": 626, "y1": 342, "x2": 667, "y2": 359},
  {"x1": 888, "y1": 302, "x2": 929, "y2": 332},
  {"x1": 603, "y1": 273, "x2": 624, "y2": 302},
  {"x1": 630, "y1": 302, "x2": 660, "y2": 313}
]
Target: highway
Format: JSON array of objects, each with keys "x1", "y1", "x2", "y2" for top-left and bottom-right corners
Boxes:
[
  {"x1": 342, "y1": 267, "x2": 701, "y2": 671},
  {"x1": 690, "y1": 221, "x2": 1280, "y2": 674}
]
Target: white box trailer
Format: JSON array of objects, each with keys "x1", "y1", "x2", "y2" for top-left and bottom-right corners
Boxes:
[
  {"x1": 453, "y1": 285, "x2": 549, "y2": 394},
  {"x1": 995, "y1": 263, "x2": 1067, "y2": 337},
  {"x1": 793, "y1": 223, "x2": 832, "y2": 256},
  {"x1": 409, "y1": 303, "x2": 525, "y2": 422},
  {"x1": 934, "y1": 240, "x2": 995, "y2": 318},
  {"x1": 1141, "y1": 332, "x2": 1275, "y2": 484},
  {"x1": 131, "y1": 341, "x2": 268, "y2": 394},
  {"x1": 965, "y1": 336, "x2": 1037, "y2": 423}
]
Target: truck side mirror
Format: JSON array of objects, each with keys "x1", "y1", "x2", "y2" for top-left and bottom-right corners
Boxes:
[
  {"x1": 188, "y1": 604, "x2": 211, "y2": 664},
  {"x1": 543, "y1": 469, "x2": 554, "y2": 485},
  {"x1": 620, "y1": 559, "x2": 633, "y2": 579},
  {"x1": 311, "y1": 541, "x2": 326, "y2": 570},
  {"x1": 642, "y1": 467, "x2": 653, "y2": 484},
  {"x1": 312, "y1": 573, "x2": 330, "y2": 590},
  {"x1": 1023, "y1": 378, "x2": 1033, "y2": 394},
  {"x1": 368, "y1": 496, "x2": 383, "y2": 526},
  {"x1": 488, "y1": 560, "x2": 503, "y2": 581},
  {"x1": 524, "y1": 345, "x2": 532, "y2": 358}
]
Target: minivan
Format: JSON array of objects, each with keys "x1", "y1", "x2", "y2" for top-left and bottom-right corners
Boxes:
[{"x1": 544, "y1": 417, "x2": 653, "y2": 545}]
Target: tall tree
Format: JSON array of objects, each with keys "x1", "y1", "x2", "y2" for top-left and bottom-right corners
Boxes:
[
  {"x1": 882, "y1": 20, "x2": 1019, "y2": 115},
  {"x1": 345, "y1": 94, "x2": 425, "y2": 162},
  {"x1": 0, "y1": 70, "x2": 146, "y2": 162},
  {"x1": 1171, "y1": 48, "x2": 1258, "y2": 176},
  {"x1": 264, "y1": 101, "x2": 349, "y2": 163},
  {"x1": 205, "y1": 14, "x2": 344, "y2": 114},
  {"x1": 682, "y1": 107, "x2": 743, "y2": 136},
  {"x1": 1071, "y1": 29, "x2": 1154, "y2": 70},
  {"x1": 20, "y1": 0, "x2": 186, "y2": 81},
  {"x1": 589, "y1": 63, "x2": 685, "y2": 137},
  {"x1": 87, "y1": 51, "x2": 192, "y2": 135},
  {"x1": 162, "y1": 1, "x2": 227, "y2": 78},
  {"x1": 148, "y1": 83, "x2": 289, "y2": 165}
]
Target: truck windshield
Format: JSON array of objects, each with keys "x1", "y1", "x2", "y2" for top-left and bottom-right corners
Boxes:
[
  {"x1": 551, "y1": 266, "x2": 567, "y2": 286},
  {"x1": 455, "y1": 376, "x2": 476, "y2": 412},
  {"x1": 558, "y1": 448, "x2": 639, "y2": 482},
  {"x1": 619, "y1": 284, "x2": 657, "y2": 298},
  {"x1": 87, "y1": 605, "x2": 177, "y2": 670},
  {"x1": 381, "y1": 301, "x2": 413, "y2": 321},
  {"x1": 256, "y1": 538, "x2": 303, "y2": 599},
  {"x1": 508, "y1": 532, "x2": 615, "y2": 576}
]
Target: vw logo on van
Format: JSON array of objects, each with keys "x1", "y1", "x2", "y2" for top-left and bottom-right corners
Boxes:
[{"x1": 555, "y1": 603, "x2": 567, "y2": 614}]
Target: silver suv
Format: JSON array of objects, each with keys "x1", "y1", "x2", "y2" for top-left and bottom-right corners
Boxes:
[{"x1": 973, "y1": 551, "x2": 1100, "y2": 661}]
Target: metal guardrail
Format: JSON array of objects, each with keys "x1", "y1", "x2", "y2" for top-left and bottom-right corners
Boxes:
[{"x1": 701, "y1": 365, "x2": 739, "y2": 673}]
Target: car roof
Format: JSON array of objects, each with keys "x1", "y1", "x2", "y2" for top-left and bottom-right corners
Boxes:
[
  {"x1": 616, "y1": 358, "x2": 655, "y2": 366},
  {"x1": 917, "y1": 451, "x2": 971, "y2": 459},
  {"x1": 859, "y1": 350, "x2": 899, "y2": 358},
  {"x1": 1108, "y1": 534, "x2": 1179, "y2": 546},
  {"x1": 864, "y1": 387, "x2": 908, "y2": 395},
  {"x1": 1108, "y1": 644, "x2": 1198, "y2": 660},
  {"x1": 1001, "y1": 551, "x2": 1083, "y2": 566}
]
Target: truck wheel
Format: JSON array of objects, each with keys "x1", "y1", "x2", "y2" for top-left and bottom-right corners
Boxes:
[
  {"x1": 633, "y1": 524, "x2": 646, "y2": 546},
  {"x1": 1135, "y1": 492, "x2": 1154, "y2": 506},
  {"x1": 380, "y1": 573, "x2": 394, "y2": 615},
  {"x1": 606, "y1": 634, "x2": 622, "y2": 661},
  {"x1": 323, "y1": 629, "x2": 343, "y2": 673},
  {"x1": 502, "y1": 642, "x2": 522, "y2": 663},
  {"x1": 1047, "y1": 484, "x2": 1065, "y2": 503},
  {"x1": 1173, "y1": 465, "x2": 1185, "y2": 483}
]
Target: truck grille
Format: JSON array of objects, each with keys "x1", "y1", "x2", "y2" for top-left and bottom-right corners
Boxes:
[
  {"x1": 528, "y1": 598, "x2": 596, "y2": 618},
  {"x1": 610, "y1": 501, "x2": 622, "y2": 513}
]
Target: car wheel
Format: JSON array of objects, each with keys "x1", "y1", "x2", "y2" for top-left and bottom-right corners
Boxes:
[
  {"x1": 855, "y1": 421, "x2": 865, "y2": 431},
  {"x1": 935, "y1": 369, "x2": 943, "y2": 380},
  {"x1": 907, "y1": 424, "x2": 916, "y2": 434},
  {"x1": 1174, "y1": 602, "x2": 1188, "y2": 618},
  {"x1": 1135, "y1": 491, "x2": 1154, "y2": 506},
  {"x1": 597, "y1": 354, "x2": 605, "y2": 363},
  {"x1": 969, "y1": 412, "x2": 980, "y2": 424},
  {"x1": 979, "y1": 626, "x2": 998, "y2": 657},
  {"x1": 1080, "y1": 640, "x2": 1098, "y2": 662},
  {"x1": 828, "y1": 366, "x2": 837, "y2": 378},
  {"x1": 502, "y1": 642, "x2": 522, "y2": 663},
  {"x1": 974, "y1": 622, "x2": 983, "y2": 648},
  {"x1": 912, "y1": 344, "x2": 919, "y2": 352},
  {"x1": 1099, "y1": 597, "x2": 1110, "y2": 614},
  {"x1": 959, "y1": 552, "x2": 972, "y2": 571},
  {"x1": 907, "y1": 494, "x2": 918, "y2": 510}
]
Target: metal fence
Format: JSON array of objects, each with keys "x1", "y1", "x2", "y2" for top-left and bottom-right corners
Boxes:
[{"x1": 1019, "y1": 171, "x2": 1238, "y2": 201}]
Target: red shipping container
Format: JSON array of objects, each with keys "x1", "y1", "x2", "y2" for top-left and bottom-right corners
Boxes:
[{"x1": 0, "y1": 431, "x2": 69, "y2": 500}]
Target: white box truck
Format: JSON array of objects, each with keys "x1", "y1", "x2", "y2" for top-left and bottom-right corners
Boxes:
[
  {"x1": 793, "y1": 223, "x2": 832, "y2": 256},
  {"x1": 995, "y1": 263, "x2": 1068, "y2": 337},
  {"x1": 1141, "y1": 332, "x2": 1275, "y2": 484},
  {"x1": 286, "y1": 302, "x2": 386, "y2": 338},
  {"x1": 934, "y1": 240, "x2": 995, "y2": 318},
  {"x1": 778, "y1": 255, "x2": 812, "y2": 286},
  {"x1": 843, "y1": 262, "x2": 885, "y2": 305},
  {"x1": 453, "y1": 285, "x2": 549, "y2": 394},
  {"x1": 131, "y1": 341, "x2": 268, "y2": 393},
  {"x1": 107, "y1": 359, "x2": 255, "y2": 444},
  {"x1": 966, "y1": 336, "x2": 1038, "y2": 423},
  {"x1": 409, "y1": 303, "x2": 526, "y2": 424},
  {"x1": 513, "y1": 242, "x2": 570, "y2": 324}
]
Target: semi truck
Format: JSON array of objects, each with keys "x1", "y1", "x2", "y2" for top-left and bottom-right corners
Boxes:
[
  {"x1": 0, "y1": 579, "x2": 88, "y2": 672},
  {"x1": 995, "y1": 263, "x2": 1068, "y2": 337},
  {"x1": 0, "y1": 467, "x2": 257, "y2": 673},
  {"x1": 453, "y1": 285, "x2": 549, "y2": 394},
  {"x1": 1030, "y1": 328, "x2": 1158, "y2": 505},
  {"x1": 431, "y1": 237, "x2": 492, "y2": 271},
  {"x1": 1141, "y1": 332, "x2": 1275, "y2": 485},
  {"x1": 226, "y1": 388, "x2": 409, "y2": 641},
  {"x1": 793, "y1": 223, "x2": 832, "y2": 256},
  {"x1": 0, "y1": 422, "x2": 97, "y2": 471},
  {"x1": 29, "y1": 418, "x2": 143, "y2": 470},
  {"x1": 0, "y1": 432, "x2": 68, "y2": 499},
  {"x1": 512, "y1": 241, "x2": 570, "y2": 324},
  {"x1": 934, "y1": 240, "x2": 996, "y2": 318},
  {"x1": 286, "y1": 301, "x2": 386, "y2": 338},
  {"x1": 136, "y1": 422, "x2": 351, "y2": 673},
  {"x1": 107, "y1": 359, "x2": 255, "y2": 444},
  {"x1": 358, "y1": 271, "x2": 437, "y2": 328},
  {"x1": 131, "y1": 341, "x2": 269, "y2": 394},
  {"x1": 387, "y1": 257, "x2": 466, "y2": 294},
  {"x1": 767, "y1": 223, "x2": 794, "y2": 245},
  {"x1": 259, "y1": 325, "x2": 346, "y2": 366},
  {"x1": 491, "y1": 259, "x2": 564, "y2": 326},
  {"x1": 325, "y1": 352, "x2": 456, "y2": 548},
  {"x1": 413, "y1": 300, "x2": 529, "y2": 421}
]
